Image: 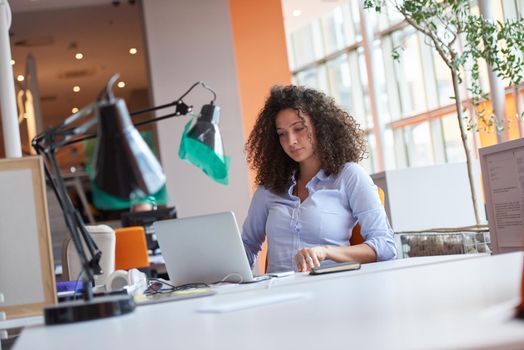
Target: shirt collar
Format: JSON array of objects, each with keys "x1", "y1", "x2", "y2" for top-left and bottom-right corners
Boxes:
[
  {"x1": 316, "y1": 169, "x2": 329, "y2": 181},
  {"x1": 290, "y1": 168, "x2": 329, "y2": 185}
]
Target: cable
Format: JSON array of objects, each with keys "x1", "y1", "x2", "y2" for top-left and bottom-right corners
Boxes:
[
  {"x1": 217, "y1": 273, "x2": 244, "y2": 284},
  {"x1": 72, "y1": 270, "x2": 84, "y2": 299},
  {"x1": 144, "y1": 278, "x2": 209, "y2": 295}
]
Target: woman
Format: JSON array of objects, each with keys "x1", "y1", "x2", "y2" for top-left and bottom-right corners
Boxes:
[{"x1": 242, "y1": 85, "x2": 396, "y2": 273}]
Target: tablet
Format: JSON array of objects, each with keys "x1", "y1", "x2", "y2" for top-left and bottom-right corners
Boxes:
[{"x1": 310, "y1": 261, "x2": 361, "y2": 275}]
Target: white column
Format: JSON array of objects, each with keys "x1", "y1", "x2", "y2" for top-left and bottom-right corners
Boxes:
[
  {"x1": 141, "y1": 0, "x2": 251, "y2": 222},
  {"x1": 478, "y1": 0, "x2": 509, "y2": 143},
  {"x1": 0, "y1": 0, "x2": 21, "y2": 158},
  {"x1": 358, "y1": 1, "x2": 385, "y2": 171}
]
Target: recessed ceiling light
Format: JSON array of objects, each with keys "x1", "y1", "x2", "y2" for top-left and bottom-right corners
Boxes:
[
  {"x1": 72, "y1": 107, "x2": 79, "y2": 113},
  {"x1": 75, "y1": 53, "x2": 84, "y2": 60},
  {"x1": 129, "y1": 48, "x2": 138, "y2": 55},
  {"x1": 17, "y1": 75, "x2": 24, "y2": 81},
  {"x1": 10, "y1": 59, "x2": 15, "y2": 65},
  {"x1": 117, "y1": 81, "x2": 126, "y2": 88},
  {"x1": 292, "y1": 9, "x2": 302, "y2": 17},
  {"x1": 73, "y1": 86, "x2": 80, "y2": 92}
]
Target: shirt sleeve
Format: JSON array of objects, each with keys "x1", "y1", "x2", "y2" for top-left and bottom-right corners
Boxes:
[
  {"x1": 241, "y1": 186, "x2": 270, "y2": 268},
  {"x1": 344, "y1": 164, "x2": 397, "y2": 261}
]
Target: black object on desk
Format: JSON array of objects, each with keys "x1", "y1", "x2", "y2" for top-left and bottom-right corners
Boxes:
[
  {"x1": 310, "y1": 261, "x2": 361, "y2": 275},
  {"x1": 121, "y1": 207, "x2": 177, "y2": 253}
]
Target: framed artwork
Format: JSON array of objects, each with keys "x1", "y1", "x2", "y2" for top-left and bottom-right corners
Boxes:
[{"x1": 0, "y1": 156, "x2": 56, "y2": 318}]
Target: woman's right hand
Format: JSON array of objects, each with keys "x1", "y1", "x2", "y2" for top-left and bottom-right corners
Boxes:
[{"x1": 294, "y1": 246, "x2": 328, "y2": 272}]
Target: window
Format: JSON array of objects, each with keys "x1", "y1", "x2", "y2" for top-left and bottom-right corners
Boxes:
[
  {"x1": 441, "y1": 114, "x2": 468, "y2": 163},
  {"x1": 391, "y1": 29, "x2": 428, "y2": 116},
  {"x1": 285, "y1": 0, "x2": 522, "y2": 175},
  {"x1": 357, "y1": 48, "x2": 373, "y2": 129},
  {"x1": 404, "y1": 121, "x2": 434, "y2": 167},
  {"x1": 326, "y1": 54, "x2": 352, "y2": 112},
  {"x1": 295, "y1": 65, "x2": 329, "y2": 94},
  {"x1": 361, "y1": 132, "x2": 376, "y2": 173},
  {"x1": 322, "y1": 7, "x2": 347, "y2": 55},
  {"x1": 433, "y1": 51, "x2": 454, "y2": 107},
  {"x1": 289, "y1": 20, "x2": 324, "y2": 69}
]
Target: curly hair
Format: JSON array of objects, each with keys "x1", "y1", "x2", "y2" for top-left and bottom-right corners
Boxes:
[{"x1": 245, "y1": 85, "x2": 367, "y2": 194}]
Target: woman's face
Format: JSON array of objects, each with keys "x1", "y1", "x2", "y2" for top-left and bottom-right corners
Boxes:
[{"x1": 275, "y1": 108, "x2": 318, "y2": 164}]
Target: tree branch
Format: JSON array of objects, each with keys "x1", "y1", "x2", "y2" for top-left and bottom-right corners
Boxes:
[{"x1": 400, "y1": 10, "x2": 454, "y2": 67}]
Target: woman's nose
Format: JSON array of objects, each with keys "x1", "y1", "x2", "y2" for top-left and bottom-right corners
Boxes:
[{"x1": 288, "y1": 134, "x2": 298, "y2": 145}]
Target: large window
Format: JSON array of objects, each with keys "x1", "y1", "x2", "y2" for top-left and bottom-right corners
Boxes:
[{"x1": 286, "y1": 0, "x2": 523, "y2": 174}]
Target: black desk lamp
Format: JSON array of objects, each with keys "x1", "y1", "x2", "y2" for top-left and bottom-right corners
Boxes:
[{"x1": 32, "y1": 74, "x2": 228, "y2": 325}]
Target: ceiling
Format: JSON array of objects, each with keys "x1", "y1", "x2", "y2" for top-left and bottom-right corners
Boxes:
[
  {"x1": 281, "y1": 0, "x2": 346, "y2": 32},
  {"x1": 5, "y1": 0, "x2": 342, "y2": 132},
  {"x1": 8, "y1": 0, "x2": 149, "y2": 129}
]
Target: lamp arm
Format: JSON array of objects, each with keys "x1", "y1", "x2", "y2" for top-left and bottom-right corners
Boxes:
[
  {"x1": 32, "y1": 102, "x2": 103, "y2": 300},
  {"x1": 35, "y1": 146, "x2": 101, "y2": 299},
  {"x1": 133, "y1": 111, "x2": 185, "y2": 128},
  {"x1": 129, "y1": 81, "x2": 216, "y2": 117},
  {"x1": 47, "y1": 150, "x2": 101, "y2": 277},
  {"x1": 129, "y1": 99, "x2": 189, "y2": 116},
  {"x1": 58, "y1": 81, "x2": 217, "y2": 147},
  {"x1": 59, "y1": 108, "x2": 187, "y2": 148},
  {"x1": 33, "y1": 102, "x2": 98, "y2": 150}
]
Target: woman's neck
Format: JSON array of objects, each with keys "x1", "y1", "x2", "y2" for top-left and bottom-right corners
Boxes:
[{"x1": 298, "y1": 158, "x2": 321, "y2": 184}]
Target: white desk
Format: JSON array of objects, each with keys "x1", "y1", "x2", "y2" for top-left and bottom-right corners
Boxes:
[{"x1": 14, "y1": 253, "x2": 524, "y2": 350}]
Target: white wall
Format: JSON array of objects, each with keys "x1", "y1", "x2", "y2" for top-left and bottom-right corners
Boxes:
[
  {"x1": 141, "y1": 0, "x2": 251, "y2": 223},
  {"x1": 372, "y1": 161, "x2": 486, "y2": 232}
]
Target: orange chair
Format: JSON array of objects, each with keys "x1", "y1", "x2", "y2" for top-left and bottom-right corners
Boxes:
[{"x1": 114, "y1": 226, "x2": 149, "y2": 270}]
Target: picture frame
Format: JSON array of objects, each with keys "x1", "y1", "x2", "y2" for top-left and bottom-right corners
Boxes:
[{"x1": 0, "y1": 156, "x2": 56, "y2": 318}]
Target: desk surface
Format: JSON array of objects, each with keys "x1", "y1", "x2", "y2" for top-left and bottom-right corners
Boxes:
[{"x1": 14, "y1": 253, "x2": 524, "y2": 350}]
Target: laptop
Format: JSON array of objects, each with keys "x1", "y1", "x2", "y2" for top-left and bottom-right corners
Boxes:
[{"x1": 154, "y1": 211, "x2": 268, "y2": 286}]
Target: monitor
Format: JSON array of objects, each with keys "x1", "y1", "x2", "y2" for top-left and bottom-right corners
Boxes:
[{"x1": 479, "y1": 138, "x2": 524, "y2": 254}]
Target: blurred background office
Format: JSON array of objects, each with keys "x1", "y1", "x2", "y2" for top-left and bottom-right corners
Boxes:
[{"x1": 1, "y1": 0, "x2": 523, "y2": 264}]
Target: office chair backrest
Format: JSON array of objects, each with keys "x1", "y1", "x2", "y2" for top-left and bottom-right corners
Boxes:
[{"x1": 61, "y1": 225, "x2": 116, "y2": 284}]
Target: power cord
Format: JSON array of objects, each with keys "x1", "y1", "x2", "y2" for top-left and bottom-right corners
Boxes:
[{"x1": 144, "y1": 278, "x2": 209, "y2": 295}]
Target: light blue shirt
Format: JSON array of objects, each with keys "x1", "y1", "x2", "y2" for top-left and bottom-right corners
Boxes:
[{"x1": 242, "y1": 162, "x2": 396, "y2": 273}]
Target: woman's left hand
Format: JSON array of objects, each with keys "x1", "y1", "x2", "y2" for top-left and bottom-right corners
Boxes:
[{"x1": 294, "y1": 246, "x2": 328, "y2": 272}]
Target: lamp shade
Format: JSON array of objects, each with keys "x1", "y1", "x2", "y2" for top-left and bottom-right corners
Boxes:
[
  {"x1": 178, "y1": 103, "x2": 230, "y2": 185},
  {"x1": 93, "y1": 98, "x2": 166, "y2": 199}
]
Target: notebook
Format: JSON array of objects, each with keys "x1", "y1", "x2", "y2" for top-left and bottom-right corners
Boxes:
[{"x1": 154, "y1": 211, "x2": 268, "y2": 286}]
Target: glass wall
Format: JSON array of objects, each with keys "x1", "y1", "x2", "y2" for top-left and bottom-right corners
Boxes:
[{"x1": 285, "y1": 0, "x2": 523, "y2": 174}]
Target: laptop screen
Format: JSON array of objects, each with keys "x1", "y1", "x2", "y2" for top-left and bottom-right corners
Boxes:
[{"x1": 154, "y1": 211, "x2": 255, "y2": 286}]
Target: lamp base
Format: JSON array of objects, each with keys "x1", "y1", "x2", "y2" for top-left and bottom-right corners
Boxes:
[{"x1": 44, "y1": 294, "x2": 135, "y2": 325}]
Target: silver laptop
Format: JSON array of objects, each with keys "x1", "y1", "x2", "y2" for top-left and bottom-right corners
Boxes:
[{"x1": 154, "y1": 211, "x2": 266, "y2": 286}]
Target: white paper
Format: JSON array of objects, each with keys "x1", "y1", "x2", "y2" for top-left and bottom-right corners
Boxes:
[{"x1": 486, "y1": 150, "x2": 524, "y2": 246}]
